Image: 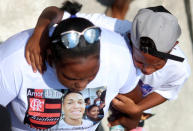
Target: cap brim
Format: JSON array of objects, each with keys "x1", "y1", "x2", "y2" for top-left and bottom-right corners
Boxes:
[{"x1": 149, "y1": 49, "x2": 184, "y2": 62}]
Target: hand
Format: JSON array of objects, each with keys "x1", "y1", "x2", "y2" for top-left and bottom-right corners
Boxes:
[
  {"x1": 108, "y1": 115, "x2": 140, "y2": 130},
  {"x1": 25, "y1": 31, "x2": 49, "y2": 74},
  {"x1": 112, "y1": 94, "x2": 141, "y2": 115}
]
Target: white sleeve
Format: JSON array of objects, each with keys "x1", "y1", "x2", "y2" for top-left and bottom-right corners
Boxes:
[
  {"x1": 119, "y1": 68, "x2": 142, "y2": 94},
  {"x1": 0, "y1": 67, "x2": 18, "y2": 106},
  {"x1": 0, "y1": 30, "x2": 32, "y2": 106},
  {"x1": 143, "y1": 46, "x2": 191, "y2": 100},
  {"x1": 154, "y1": 86, "x2": 181, "y2": 100},
  {"x1": 118, "y1": 52, "x2": 142, "y2": 94},
  {"x1": 0, "y1": 60, "x2": 23, "y2": 107},
  {"x1": 154, "y1": 65, "x2": 190, "y2": 100},
  {"x1": 62, "y1": 12, "x2": 132, "y2": 34}
]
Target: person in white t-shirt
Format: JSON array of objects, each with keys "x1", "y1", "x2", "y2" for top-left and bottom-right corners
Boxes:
[
  {"x1": 62, "y1": 91, "x2": 88, "y2": 126},
  {"x1": 86, "y1": 104, "x2": 101, "y2": 124},
  {"x1": 24, "y1": 1, "x2": 190, "y2": 129},
  {"x1": 51, "y1": 91, "x2": 93, "y2": 130},
  {"x1": 0, "y1": 2, "x2": 142, "y2": 131}
]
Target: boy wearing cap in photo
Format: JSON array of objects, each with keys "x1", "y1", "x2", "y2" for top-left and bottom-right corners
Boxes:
[{"x1": 25, "y1": 4, "x2": 190, "y2": 130}]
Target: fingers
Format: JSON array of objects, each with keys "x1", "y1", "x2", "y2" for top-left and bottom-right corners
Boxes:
[
  {"x1": 109, "y1": 116, "x2": 138, "y2": 130},
  {"x1": 25, "y1": 39, "x2": 46, "y2": 74},
  {"x1": 108, "y1": 119, "x2": 121, "y2": 127},
  {"x1": 112, "y1": 94, "x2": 129, "y2": 107},
  {"x1": 119, "y1": 116, "x2": 140, "y2": 130},
  {"x1": 116, "y1": 94, "x2": 128, "y2": 101},
  {"x1": 25, "y1": 37, "x2": 37, "y2": 73},
  {"x1": 30, "y1": 52, "x2": 46, "y2": 74},
  {"x1": 29, "y1": 53, "x2": 37, "y2": 73},
  {"x1": 116, "y1": 94, "x2": 134, "y2": 104},
  {"x1": 112, "y1": 97, "x2": 124, "y2": 107},
  {"x1": 26, "y1": 50, "x2": 46, "y2": 74},
  {"x1": 38, "y1": 55, "x2": 43, "y2": 74},
  {"x1": 111, "y1": 98, "x2": 125, "y2": 112},
  {"x1": 25, "y1": 46, "x2": 31, "y2": 65},
  {"x1": 112, "y1": 94, "x2": 135, "y2": 114},
  {"x1": 34, "y1": 53, "x2": 43, "y2": 74}
]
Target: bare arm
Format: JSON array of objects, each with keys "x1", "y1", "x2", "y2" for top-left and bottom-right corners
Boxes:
[
  {"x1": 112, "y1": 83, "x2": 167, "y2": 115},
  {"x1": 25, "y1": 6, "x2": 63, "y2": 73},
  {"x1": 137, "y1": 92, "x2": 167, "y2": 112},
  {"x1": 109, "y1": 83, "x2": 143, "y2": 129},
  {"x1": 34, "y1": 6, "x2": 63, "y2": 33},
  {"x1": 25, "y1": 5, "x2": 132, "y2": 73},
  {"x1": 110, "y1": 83, "x2": 167, "y2": 129}
]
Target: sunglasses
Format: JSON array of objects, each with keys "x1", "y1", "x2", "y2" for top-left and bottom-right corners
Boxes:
[{"x1": 52, "y1": 26, "x2": 101, "y2": 49}]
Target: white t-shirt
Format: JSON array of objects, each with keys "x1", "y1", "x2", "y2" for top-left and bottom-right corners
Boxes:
[
  {"x1": 140, "y1": 45, "x2": 190, "y2": 100},
  {"x1": 63, "y1": 12, "x2": 132, "y2": 35},
  {"x1": 66, "y1": 12, "x2": 190, "y2": 100},
  {"x1": 51, "y1": 119, "x2": 93, "y2": 131},
  {"x1": 0, "y1": 27, "x2": 140, "y2": 131}
]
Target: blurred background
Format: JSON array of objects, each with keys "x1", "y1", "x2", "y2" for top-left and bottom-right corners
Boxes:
[{"x1": 0, "y1": 0, "x2": 192, "y2": 130}]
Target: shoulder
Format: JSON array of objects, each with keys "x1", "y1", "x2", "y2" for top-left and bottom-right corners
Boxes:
[
  {"x1": 0, "y1": 29, "x2": 33, "y2": 63},
  {"x1": 0, "y1": 29, "x2": 34, "y2": 77},
  {"x1": 77, "y1": 12, "x2": 117, "y2": 31},
  {"x1": 152, "y1": 46, "x2": 190, "y2": 84},
  {"x1": 100, "y1": 28, "x2": 133, "y2": 65},
  {"x1": 100, "y1": 28, "x2": 129, "y2": 49},
  {"x1": 62, "y1": 11, "x2": 132, "y2": 33},
  {"x1": 99, "y1": 28, "x2": 139, "y2": 88},
  {"x1": 77, "y1": 12, "x2": 132, "y2": 34},
  {"x1": 165, "y1": 46, "x2": 190, "y2": 76}
]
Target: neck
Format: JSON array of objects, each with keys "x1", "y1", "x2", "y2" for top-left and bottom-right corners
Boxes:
[{"x1": 64, "y1": 118, "x2": 82, "y2": 126}]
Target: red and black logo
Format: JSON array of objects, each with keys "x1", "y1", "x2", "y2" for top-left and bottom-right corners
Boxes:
[{"x1": 24, "y1": 89, "x2": 63, "y2": 130}]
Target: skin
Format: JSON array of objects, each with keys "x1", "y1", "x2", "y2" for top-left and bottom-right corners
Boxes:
[
  {"x1": 87, "y1": 106, "x2": 100, "y2": 120},
  {"x1": 54, "y1": 55, "x2": 99, "y2": 91},
  {"x1": 110, "y1": 0, "x2": 131, "y2": 20},
  {"x1": 24, "y1": 6, "x2": 179, "y2": 129},
  {"x1": 111, "y1": 43, "x2": 178, "y2": 117},
  {"x1": 25, "y1": 6, "x2": 64, "y2": 73},
  {"x1": 132, "y1": 46, "x2": 166, "y2": 75},
  {"x1": 85, "y1": 99, "x2": 91, "y2": 106},
  {"x1": 94, "y1": 90, "x2": 102, "y2": 105},
  {"x1": 110, "y1": 47, "x2": 168, "y2": 128},
  {"x1": 96, "y1": 90, "x2": 102, "y2": 97},
  {"x1": 99, "y1": 102, "x2": 105, "y2": 109},
  {"x1": 63, "y1": 93, "x2": 86, "y2": 126}
]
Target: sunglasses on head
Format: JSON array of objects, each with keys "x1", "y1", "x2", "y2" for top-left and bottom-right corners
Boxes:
[{"x1": 52, "y1": 26, "x2": 101, "y2": 49}]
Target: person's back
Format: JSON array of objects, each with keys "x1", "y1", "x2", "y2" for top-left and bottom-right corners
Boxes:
[{"x1": 0, "y1": 29, "x2": 35, "y2": 106}]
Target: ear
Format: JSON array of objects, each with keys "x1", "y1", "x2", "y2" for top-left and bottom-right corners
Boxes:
[
  {"x1": 169, "y1": 41, "x2": 179, "y2": 53},
  {"x1": 174, "y1": 41, "x2": 179, "y2": 46}
]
